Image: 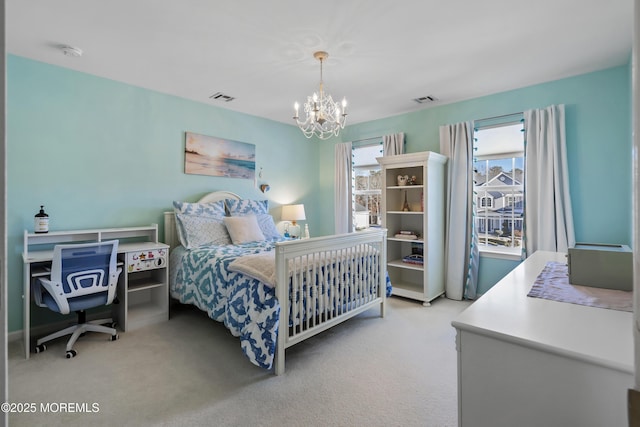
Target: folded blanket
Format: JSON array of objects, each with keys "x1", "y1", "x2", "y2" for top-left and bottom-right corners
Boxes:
[
  {"x1": 228, "y1": 251, "x2": 276, "y2": 287},
  {"x1": 228, "y1": 246, "x2": 384, "y2": 289}
]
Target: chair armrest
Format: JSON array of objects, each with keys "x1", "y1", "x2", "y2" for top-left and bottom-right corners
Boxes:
[{"x1": 35, "y1": 278, "x2": 70, "y2": 315}]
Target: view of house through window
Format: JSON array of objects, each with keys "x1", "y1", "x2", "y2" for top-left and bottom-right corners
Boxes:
[
  {"x1": 473, "y1": 120, "x2": 525, "y2": 255},
  {"x1": 353, "y1": 143, "x2": 383, "y2": 230}
]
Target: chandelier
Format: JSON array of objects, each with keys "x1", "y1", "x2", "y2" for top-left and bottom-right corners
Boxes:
[{"x1": 293, "y1": 51, "x2": 347, "y2": 140}]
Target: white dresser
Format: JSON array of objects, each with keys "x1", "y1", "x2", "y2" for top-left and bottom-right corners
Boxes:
[{"x1": 452, "y1": 250, "x2": 633, "y2": 427}]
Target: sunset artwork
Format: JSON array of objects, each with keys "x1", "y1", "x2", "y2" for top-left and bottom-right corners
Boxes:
[{"x1": 184, "y1": 132, "x2": 256, "y2": 179}]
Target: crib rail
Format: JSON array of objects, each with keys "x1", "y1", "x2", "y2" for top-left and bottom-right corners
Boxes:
[{"x1": 274, "y1": 229, "x2": 387, "y2": 375}]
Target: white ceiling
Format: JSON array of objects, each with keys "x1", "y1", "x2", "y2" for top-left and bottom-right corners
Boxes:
[{"x1": 6, "y1": 0, "x2": 634, "y2": 126}]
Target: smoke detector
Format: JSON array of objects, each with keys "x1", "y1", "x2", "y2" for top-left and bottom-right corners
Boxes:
[{"x1": 61, "y1": 45, "x2": 83, "y2": 57}]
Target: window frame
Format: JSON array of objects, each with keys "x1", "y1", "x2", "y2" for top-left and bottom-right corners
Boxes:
[
  {"x1": 352, "y1": 142, "x2": 383, "y2": 230},
  {"x1": 473, "y1": 118, "x2": 525, "y2": 260}
]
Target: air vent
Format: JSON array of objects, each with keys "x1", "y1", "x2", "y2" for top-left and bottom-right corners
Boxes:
[
  {"x1": 413, "y1": 95, "x2": 438, "y2": 104},
  {"x1": 209, "y1": 92, "x2": 235, "y2": 102}
]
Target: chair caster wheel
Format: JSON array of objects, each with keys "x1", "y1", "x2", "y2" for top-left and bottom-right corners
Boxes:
[
  {"x1": 66, "y1": 349, "x2": 77, "y2": 359},
  {"x1": 34, "y1": 344, "x2": 46, "y2": 353},
  {"x1": 110, "y1": 334, "x2": 119, "y2": 341}
]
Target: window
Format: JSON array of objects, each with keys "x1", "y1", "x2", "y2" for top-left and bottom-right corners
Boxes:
[
  {"x1": 352, "y1": 143, "x2": 383, "y2": 230},
  {"x1": 473, "y1": 120, "x2": 525, "y2": 256}
]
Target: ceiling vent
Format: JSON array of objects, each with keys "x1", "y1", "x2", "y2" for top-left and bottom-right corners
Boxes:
[
  {"x1": 209, "y1": 92, "x2": 235, "y2": 102},
  {"x1": 413, "y1": 95, "x2": 438, "y2": 104}
]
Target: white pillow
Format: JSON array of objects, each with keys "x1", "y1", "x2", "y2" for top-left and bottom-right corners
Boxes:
[{"x1": 223, "y1": 215, "x2": 266, "y2": 244}]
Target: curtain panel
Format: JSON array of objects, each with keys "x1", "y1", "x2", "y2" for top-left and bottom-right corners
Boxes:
[
  {"x1": 439, "y1": 122, "x2": 479, "y2": 300},
  {"x1": 383, "y1": 132, "x2": 405, "y2": 156},
  {"x1": 523, "y1": 104, "x2": 575, "y2": 254},
  {"x1": 334, "y1": 142, "x2": 353, "y2": 234}
]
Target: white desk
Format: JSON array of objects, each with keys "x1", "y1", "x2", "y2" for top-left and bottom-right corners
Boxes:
[
  {"x1": 22, "y1": 226, "x2": 169, "y2": 359},
  {"x1": 452, "y1": 250, "x2": 633, "y2": 427}
]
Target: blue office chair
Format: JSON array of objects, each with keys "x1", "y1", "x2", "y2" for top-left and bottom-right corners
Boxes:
[{"x1": 32, "y1": 240, "x2": 122, "y2": 358}]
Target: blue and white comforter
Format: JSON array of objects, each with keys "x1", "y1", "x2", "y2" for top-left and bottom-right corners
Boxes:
[
  {"x1": 170, "y1": 240, "x2": 281, "y2": 369},
  {"x1": 170, "y1": 240, "x2": 392, "y2": 370}
]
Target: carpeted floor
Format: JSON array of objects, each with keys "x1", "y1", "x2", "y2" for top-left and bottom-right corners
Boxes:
[{"x1": 8, "y1": 296, "x2": 471, "y2": 427}]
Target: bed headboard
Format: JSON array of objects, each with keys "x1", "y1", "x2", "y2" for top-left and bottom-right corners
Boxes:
[{"x1": 164, "y1": 191, "x2": 241, "y2": 250}]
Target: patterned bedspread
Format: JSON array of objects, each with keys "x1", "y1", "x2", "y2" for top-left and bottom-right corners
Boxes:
[
  {"x1": 170, "y1": 240, "x2": 281, "y2": 369},
  {"x1": 170, "y1": 240, "x2": 391, "y2": 370}
]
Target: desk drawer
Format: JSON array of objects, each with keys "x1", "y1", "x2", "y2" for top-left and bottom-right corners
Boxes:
[{"x1": 126, "y1": 249, "x2": 167, "y2": 272}]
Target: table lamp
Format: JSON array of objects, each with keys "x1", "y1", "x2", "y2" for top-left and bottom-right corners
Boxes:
[{"x1": 281, "y1": 204, "x2": 306, "y2": 238}]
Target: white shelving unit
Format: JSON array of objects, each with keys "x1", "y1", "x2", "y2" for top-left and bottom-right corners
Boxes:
[{"x1": 377, "y1": 151, "x2": 447, "y2": 306}]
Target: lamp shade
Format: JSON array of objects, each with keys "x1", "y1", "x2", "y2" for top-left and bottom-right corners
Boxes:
[{"x1": 281, "y1": 204, "x2": 306, "y2": 222}]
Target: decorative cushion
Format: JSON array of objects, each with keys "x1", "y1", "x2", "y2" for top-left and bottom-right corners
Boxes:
[
  {"x1": 226, "y1": 199, "x2": 269, "y2": 216},
  {"x1": 256, "y1": 214, "x2": 281, "y2": 240},
  {"x1": 223, "y1": 215, "x2": 266, "y2": 244},
  {"x1": 173, "y1": 201, "x2": 230, "y2": 248}
]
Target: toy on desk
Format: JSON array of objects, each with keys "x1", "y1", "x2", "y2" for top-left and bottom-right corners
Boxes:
[{"x1": 127, "y1": 249, "x2": 166, "y2": 272}]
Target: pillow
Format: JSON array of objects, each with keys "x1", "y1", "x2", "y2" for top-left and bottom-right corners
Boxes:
[
  {"x1": 173, "y1": 200, "x2": 230, "y2": 248},
  {"x1": 256, "y1": 214, "x2": 281, "y2": 240},
  {"x1": 226, "y1": 199, "x2": 269, "y2": 216},
  {"x1": 173, "y1": 200, "x2": 226, "y2": 217},
  {"x1": 223, "y1": 215, "x2": 266, "y2": 244},
  {"x1": 175, "y1": 214, "x2": 231, "y2": 248}
]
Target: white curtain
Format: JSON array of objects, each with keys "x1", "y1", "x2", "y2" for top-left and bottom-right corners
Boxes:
[
  {"x1": 383, "y1": 132, "x2": 405, "y2": 156},
  {"x1": 334, "y1": 142, "x2": 353, "y2": 234},
  {"x1": 439, "y1": 122, "x2": 479, "y2": 300},
  {"x1": 524, "y1": 104, "x2": 575, "y2": 254}
]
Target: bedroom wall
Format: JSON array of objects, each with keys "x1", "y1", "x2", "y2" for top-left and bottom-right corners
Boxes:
[
  {"x1": 7, "y1": 55, "x2": 321, "y2": 333},
  {"x1": 318, "y1": 64, "x2": 632, "y2": 295}
]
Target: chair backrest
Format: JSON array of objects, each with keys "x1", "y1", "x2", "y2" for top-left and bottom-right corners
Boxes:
[{"x1": 50, "y1": 240, "x2": 119, "y2": 301}]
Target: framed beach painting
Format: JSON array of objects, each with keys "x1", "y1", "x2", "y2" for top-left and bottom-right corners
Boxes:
[{"x1": 184, "y1": 132, "x2": 256, "y2": 179}]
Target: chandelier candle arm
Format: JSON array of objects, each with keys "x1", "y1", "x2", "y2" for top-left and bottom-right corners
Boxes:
[{"x1": 292, "y1": 51, "x2": 348, "y2": 140}]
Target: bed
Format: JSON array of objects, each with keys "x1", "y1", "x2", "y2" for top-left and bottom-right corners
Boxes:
[{"x1": 164, "y1": 191, "x2": 388, "y2": 375}]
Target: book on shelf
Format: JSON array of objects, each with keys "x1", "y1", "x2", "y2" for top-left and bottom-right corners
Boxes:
[
  {"x1": 402, "y1": 254, "x2": 424, "y2": 265},
  {"x1": 394, "y1": 230, "x2": 419, "y2": 240},
  {"x1": 394, "y1": 233, "x2": 418, "y2": 240}
]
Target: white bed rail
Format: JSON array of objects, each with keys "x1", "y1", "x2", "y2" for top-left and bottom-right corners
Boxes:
[{"x1": 274, "y1": 229, "x2": 387, "y2": 375}]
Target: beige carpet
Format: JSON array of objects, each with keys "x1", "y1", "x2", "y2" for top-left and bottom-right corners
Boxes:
[{"x1": 8, "y1": 296, "x2": 471, "y2": 427}]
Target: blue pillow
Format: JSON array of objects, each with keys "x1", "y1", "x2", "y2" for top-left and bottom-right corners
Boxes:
[
  {"x1": 256, "y1": 214, "x2": 281, "y2": 240},
  {"x1": 226, "y1": 199, "x2": 268, "y2": 215},
  {"x1": 173, "y1": 200, "x2": 230, "y2": 248}
]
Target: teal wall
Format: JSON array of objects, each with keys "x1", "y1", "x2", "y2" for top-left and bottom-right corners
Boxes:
[
  {"x1": 320, "y1": 65, "x2": 632, "y2": 294},
  {"x1": 8, "y1": 56, "x2": 631, "y2": 332},
  {"x1": 7, "y1": 55, "x2": 321, "y2": 332}
]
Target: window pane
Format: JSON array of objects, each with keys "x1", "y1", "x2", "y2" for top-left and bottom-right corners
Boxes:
[
  {"x1": 474, "y1": 119, "x2": 524, "y2": 254},
  {"x1": 353, "y1": 144, "x2": 383, "y2": 229}
]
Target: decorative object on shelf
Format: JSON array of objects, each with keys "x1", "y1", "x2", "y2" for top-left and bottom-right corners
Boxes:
[
  {"x1": 281, "y1": 204, "x2": 306, "y2": 238},
  {"x1": 293, "y1": 51, "x2": 347, "y2": 140},
  {"x1": 34, "y1": 205, "x2": 49, "y2": 234},
  {"x1": 397, "y1": 174, "x2": 409, "y2": 186},
  {"x1": 408, "y1": 175, "x2": 418, "y2": 185},
  {"x1": 303, "y1": 224, "x2": 310, "y2": 239},
  {"x1": 402, "y1": 254, "x2": 424, "y2": 265},
  {"x1": 184, "y1": 132, "x2": 256, "y2": 179},
  {"x1": 402, "y1": 191, "x2": 411, "y2": 211}
]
